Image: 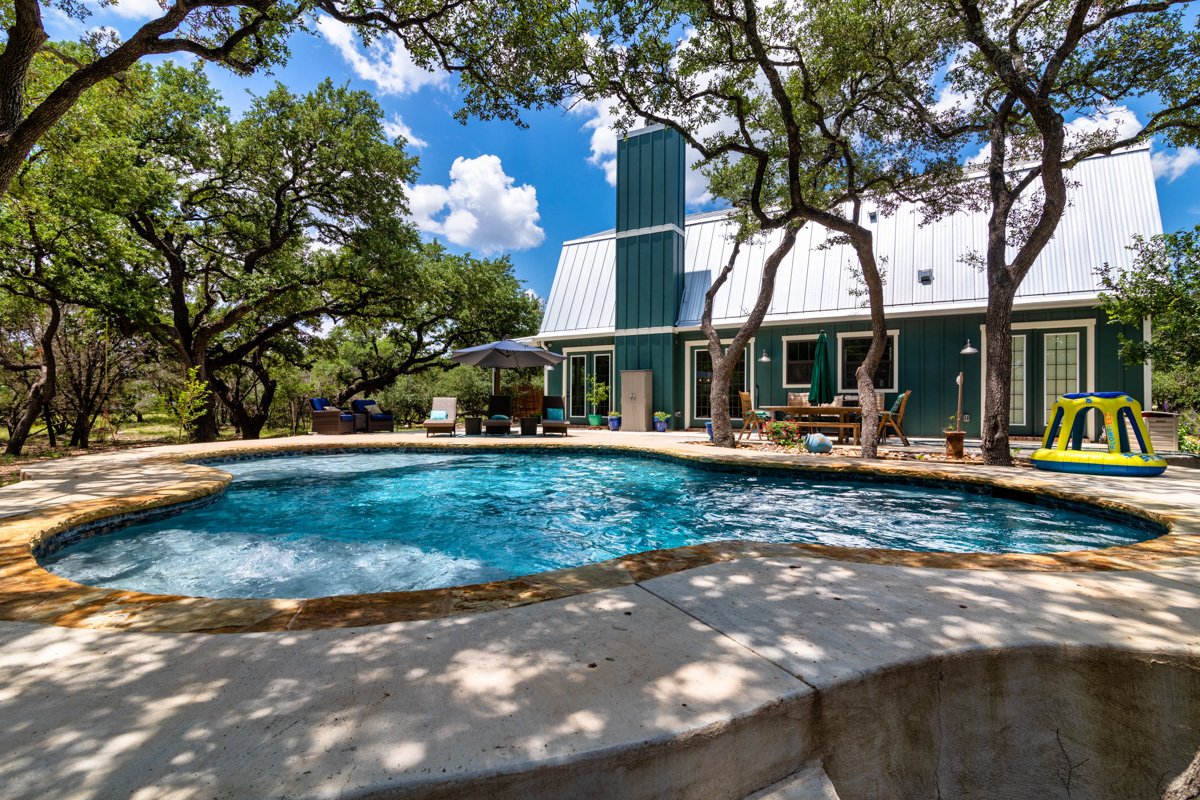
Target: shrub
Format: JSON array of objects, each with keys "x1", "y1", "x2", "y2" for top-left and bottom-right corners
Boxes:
[{"x1": 765, "y1": 420, "x2": 805, "y2": 448}]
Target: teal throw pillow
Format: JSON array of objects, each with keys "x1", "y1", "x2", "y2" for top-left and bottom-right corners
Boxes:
[
  {"x1": 546, "y1": 408, "x2": 564, "y2": 421},
  {"x1": 430, "y1": 410, "x2": 449, "y2": 420},
  {"x1": 490, "y1": 414, "x2": 510, "y2": 420},
  {"x1": 889, "y1": 394, "x2": 904, "y2": 414}
]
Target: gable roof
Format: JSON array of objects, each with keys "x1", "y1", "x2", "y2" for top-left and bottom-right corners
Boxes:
[{"x1": 539, "y1": 147, "x2": 1161, "y2": 338}]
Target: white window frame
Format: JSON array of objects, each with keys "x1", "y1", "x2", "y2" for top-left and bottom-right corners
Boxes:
[
  {"x1": 1010, "y1": 334, "x2": 1027, "y2": 427},
  {"x1": 781, "y1": 334, "x2": 820, "y2": 389},
  {"x1": 1042, "y1": 331, "x2": 1081, "y2": 422},
  {"x1": 683, "y1": 337, "x2": 756, "y2": 424},
  {"x1": 562, "y1": 345, "x2": 615, "y2": 419},
  {"x1": 836, "y1": 330, "x2": 899, "y2": 394}
]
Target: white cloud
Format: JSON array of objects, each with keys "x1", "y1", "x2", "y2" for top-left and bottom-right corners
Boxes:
[
  {"x1": 569, "y1": 96, "x2": 720, "y2": 207},
  {"x1": 382, "y1": 113, "x2": 428, "y2": 148},
  {"x1": 409, "y1": 155, "x2": 545, "y2": 255},
  {"x1": 316, "y1": 16, "x2": 447, "y2": 96},
  {"x1": 1152, "y1": 146, "x2": 1200, "y2": 182},
  {"x1": 107, "y1": 0, "x2": 162, "y2": 20},
  {"x1": 967, "y1": 105, "x2": 1144, "y2": 165}
]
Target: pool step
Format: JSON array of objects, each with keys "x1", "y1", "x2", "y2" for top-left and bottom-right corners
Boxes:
[{"x1": 746, "y1": 763, "x2": 842, "y2": 800}]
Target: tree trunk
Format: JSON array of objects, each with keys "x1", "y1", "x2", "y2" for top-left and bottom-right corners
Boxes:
[
  {"x1": 43, "y1": 402, "x2": 56, "y2": 448},
  {"x1": 4, "y1": 301, "x2": 60, "y2": 456},
  {"x1": 68, "y1": 411, "x2": 91, "y2": 448},
  {"x1": 980, "y1": 287, "x2": 1016, "y2": 465},
  {"x1": 846, "y1": 230, "x2": 888, "y2": 459},
  {"x1": 1163, "y1": 748, "x2": 1200, "y2": 800},
  {"x1": 703, "y1": 227, "x2": 801, "y2": 449}
]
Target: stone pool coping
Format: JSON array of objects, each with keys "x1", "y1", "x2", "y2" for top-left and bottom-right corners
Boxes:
[{"x1": 3, "y1": 431, "x2": 1200, "y2": 634}]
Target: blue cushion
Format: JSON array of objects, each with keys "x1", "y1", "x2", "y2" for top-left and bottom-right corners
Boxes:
[
  {"x1": 889, "y1": 394, "x2": 904, "y2": 414},
  {"x1": 430, "y1": 410, "x2": 449, "y2": 421},
  {"x1": 339, "y1": 413, "x2": 353, "y2": 421},
  {"x1": 370, "y1": 413, "x2": 392, "y2": 421},
  {"x1": 490, "y1": 414, "x2": 510, "y2": 420},
  {"x1": 350, "y1": 400, "x2": 367, "y2": 412},
  {"x1": 311, "y1": 398, "x2": 329, "y2": 411},
  {"x1": 546, "y1": 408, "x2": 564, "y2": 421}
]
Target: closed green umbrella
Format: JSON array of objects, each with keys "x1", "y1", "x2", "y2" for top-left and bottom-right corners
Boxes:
[{"x1": 808, "y1": 331, "x2": 834, "y2": 405}]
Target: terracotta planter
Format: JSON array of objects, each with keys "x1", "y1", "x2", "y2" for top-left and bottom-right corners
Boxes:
[{"x1": 945, "y1": 430, "x2": 966, "y2": 459}]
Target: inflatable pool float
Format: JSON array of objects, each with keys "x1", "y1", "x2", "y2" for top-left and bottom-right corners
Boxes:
[{"x1": 1030, "y1": 392, "x2": 1167, "y2": 477}]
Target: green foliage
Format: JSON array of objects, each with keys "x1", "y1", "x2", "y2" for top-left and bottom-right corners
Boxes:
[
  {"x1": 163, "y1": 367, "x2": 209, "y2": 439},
  {"x1": 653, "y1": 411, "x2": 671, "y2": 422},
  {"x1": 765, "y1": 420, "x2": 806, "y2": 449},
  {"x1": 1100, "y1": 228, "x2": 1200, "y2": 375},
  {"x1": 584, "y1": 375, "x2": 608, "y2": 413}
]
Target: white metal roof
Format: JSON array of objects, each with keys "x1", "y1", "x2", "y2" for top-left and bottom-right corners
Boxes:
[{"x1": 539, "y1": 147, "x2": 1162, "y2": 337}]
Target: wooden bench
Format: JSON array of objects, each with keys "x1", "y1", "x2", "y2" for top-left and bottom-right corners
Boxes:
[{"x1": 786, "y1": 419, "x2": 860, "y2": 444}]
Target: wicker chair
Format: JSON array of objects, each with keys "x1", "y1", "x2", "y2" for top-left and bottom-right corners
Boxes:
[
  {"x1": 878, "y1": 390, "x2": 912, "y2": 446},
  {"x1": 349, "y1": 398, "x2": 395, "y2": 433},
  {"x1": 541, "y1": 395, "x2": 569, "y2": 437},
  {"x1": 310, "y1": 398, "x2": 354, "y2": 435},
  {"x1": 483, "y1": 395, "x2": 513, "y2": 435},
  {"x1": 423, "y1": 397, "x2": 457, "y2": 437}
]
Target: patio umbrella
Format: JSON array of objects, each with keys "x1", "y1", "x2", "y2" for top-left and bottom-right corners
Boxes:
[
  {"x1": 450, "y1": 339, "x2": 566, "y2": 394},
  {"x1": 808, "y1": 331, "x2": 834, "y2": 405}
]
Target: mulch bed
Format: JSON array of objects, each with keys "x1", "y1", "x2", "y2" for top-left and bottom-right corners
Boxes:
[{"x1": 686, "y1": 438, "x2": 1029, "y2": 466}]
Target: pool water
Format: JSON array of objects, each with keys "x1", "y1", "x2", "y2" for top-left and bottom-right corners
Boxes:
[{"x1": 42, "y1": 451, "x2": 1155, "y2": 599}]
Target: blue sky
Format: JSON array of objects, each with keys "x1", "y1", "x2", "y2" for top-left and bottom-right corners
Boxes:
[{"x1": 47, "y1": 6, "x2": 1200, "y2": 301}]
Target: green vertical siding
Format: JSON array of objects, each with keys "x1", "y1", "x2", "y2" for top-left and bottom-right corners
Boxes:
[
  {"x1": 615, "y1": 233, "x2": 685, "y2": 330},
  {"x1": 614, "y1": 332, "x2": 678, "y2": 428},
  {"x1": 616, "y1": 127, "x2": 684, "y2": 232}
]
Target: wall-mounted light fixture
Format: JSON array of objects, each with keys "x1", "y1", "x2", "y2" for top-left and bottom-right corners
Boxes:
[
  {"x1": 960, "y1": 340, "x2": 979, "y2": 356},
  {"x1": 758, "y1": 349, "x2": 771, "y2": 363},
  {"x1": 917, "y1": 268, "x2": 934, "y2": 286}
]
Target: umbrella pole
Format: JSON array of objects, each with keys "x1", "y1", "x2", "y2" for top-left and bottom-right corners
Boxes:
[{"x1": 492, "y1": 368, "x2": 501, "y2": 396}]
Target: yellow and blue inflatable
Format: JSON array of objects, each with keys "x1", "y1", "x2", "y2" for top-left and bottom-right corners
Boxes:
[{"x1": 1030, "y1": 392, "x2": 1167, "y2": 477}]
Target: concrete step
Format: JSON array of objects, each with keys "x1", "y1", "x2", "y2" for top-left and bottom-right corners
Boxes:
[{"x1": 747, "y1": 763, "x2": 841, "y2": 800}]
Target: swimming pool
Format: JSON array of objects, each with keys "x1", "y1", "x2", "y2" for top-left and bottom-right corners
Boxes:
[{"x1": 40, "y1": 450, "x2": 1157, "y2": 599}]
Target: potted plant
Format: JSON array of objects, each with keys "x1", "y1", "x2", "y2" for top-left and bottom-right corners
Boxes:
[
  {"x1": 608, "y1": 411, "x2": 621, "y2": 431},
  {"x1": 584, "y1": 375, "x2": 608, "y2": 427},
  {"x1": 945, "y1": 415, "x2": 966, "y2": 459},
  {"x1": 653, "y1": 411, "x2": 670, "y2": 432}
]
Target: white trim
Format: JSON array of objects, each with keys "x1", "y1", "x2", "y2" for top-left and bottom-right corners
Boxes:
[
  {"x1": 615, "y1": 223, "x2": 686, "y2": 239},
  {"x1": 978, "y1": 318, "x2": 1096, "y2": 436},
  {"x1": 836, "y1": 330, "x2": 900, "y2": 394},
  {"x1": 780, "y1": 334, "x2": 820, "y2": 389},
  {"x1": 562, "y1": 345, "x2": 616, "y2": 419},
  {"x1": 537, "y1": 326, "x2": 617, "y2": 341},
  {"x1": 624, "y1": 123, "x2": 667, "y2": 138},
  {"x1": 615, "y1": 325, "x2": 675, "y2": 337},
  {"x1": 1143, "y1": 316, "x2": 1153, "y2": 409},
  {"x1": 1010, "y1": 334, "x2": 1027, "y2": 427},
  {"x1": 1042, "y1": 331, "x2": 1081, "y2": 426},
  {"x1": 683, "y1": 337, "x2": 756, "y2": 426}
]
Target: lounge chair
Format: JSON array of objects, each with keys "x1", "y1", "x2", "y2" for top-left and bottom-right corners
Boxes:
[
  {"x1": 423, "y1": 397, "x2": 457, "y2": 437},
  {"x1": 483, "y1": 395, "x2": 512, "y2": 435},
  {"x1": 310, "y1": 398, "x2": 354, "y2": 435},
  {"x1": 878, "y1": 390, "x2": 912, "y2": 446},
  {"x1": 350, "y1": 398, "x2": 396, "y2": 433},
  {"x1": 737, "y1": 391, "x2": 769, "y2": 440},
  {"x1": 541, "y1": 395, "x2": 569, "y2": 437}
]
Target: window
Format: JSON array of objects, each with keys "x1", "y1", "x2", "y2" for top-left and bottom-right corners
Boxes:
[
  {"x1": 569, "y1": 355, "x2": 587, "y2": 417},
  {"x1": 594, "y1": 353, "x2": 611, "y2": 416},
  {"x1": 1043, "y1": 332, "x2": 1079, "y2": 419},
  {"x1": 783, "y1": 338, "x2": 818, "y2": 387},
  {"x1": 839, "y1": 333, "x2": 897, "y2": 392},
  {"x1": 1010, "y1": 335, "x2": 1026, "y2": 426},
  {"x1": 693, "y1": 348, "x2": 747, "y2": 420}
]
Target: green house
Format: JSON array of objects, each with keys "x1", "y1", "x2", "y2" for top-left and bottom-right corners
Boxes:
[{"x1": 536, "y1": 126, "x2": 1158, "y2": 438}]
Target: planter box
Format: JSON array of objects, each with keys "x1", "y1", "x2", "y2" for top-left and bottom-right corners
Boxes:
[
  {"x1": 520, "y1": 417, "x2": 539, "y2": 436},
  {"x1": 464, "y1": 417, "x2": 482, "y2": 436}
]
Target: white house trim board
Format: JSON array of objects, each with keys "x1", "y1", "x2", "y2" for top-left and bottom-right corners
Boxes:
[
  {"x1": 978, "y1": 318, "x2": 1096, "y2": 437},
  {"x1": 615, "y1": 326, "x2": 676, "y2": 337},
  {"x1": 1143, "y1": 317, "x2": 1153, "y2": 409},
  {"x1": 682, "y1": 337, "x2": 756, "y2": 427},
  {"x1": 835, "y1": 330, "x2": 900, "y2": 394},
  {"x1": 615, "y1": 223, "x2": 686, "y2": 239},
  {"x1": 780, "y1": 334, "x2": 820, "y2": 389}
]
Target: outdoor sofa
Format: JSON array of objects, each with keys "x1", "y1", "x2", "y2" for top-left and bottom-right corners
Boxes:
[
  {"x1": 310, "y1": 398, "x2": 354, "y2": 434},
  {"x1": 350, "y1": 399, "x2": 396, "y2": 433}
]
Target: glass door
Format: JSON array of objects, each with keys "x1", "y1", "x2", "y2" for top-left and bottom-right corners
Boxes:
[{"x1": 692, "y1": 348, "x2": 747, "y2": 422}]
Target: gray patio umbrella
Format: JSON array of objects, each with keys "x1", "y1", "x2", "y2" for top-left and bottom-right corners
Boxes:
[{"x1": 450, "y1": 339, "x2": 566, "y2": 394}]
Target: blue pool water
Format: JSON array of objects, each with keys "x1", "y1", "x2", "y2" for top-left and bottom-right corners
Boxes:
[{"x1": 42, "y1": 451, "x2": 1156, "y2": 599}]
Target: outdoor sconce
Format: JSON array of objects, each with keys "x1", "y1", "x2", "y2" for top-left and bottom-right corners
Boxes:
[
  {"x1": 917, "y1": 268, "x2": 934, "y2": 286},
  {"x1": 960, "y1": 340, "x2": 979, "y2": 356},
  {"x1": 758, "y1": 350, "x2": 771, "y2": 363}
]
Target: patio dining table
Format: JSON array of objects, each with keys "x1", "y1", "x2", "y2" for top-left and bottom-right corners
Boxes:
[{"x1": 761, "y1": 404, "x2": 863, "y2": 445}]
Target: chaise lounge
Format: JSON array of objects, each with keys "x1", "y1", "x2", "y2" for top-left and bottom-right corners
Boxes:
[
  {"x1": 483, "y1": 395, "x2": 513, "y2": 435},
  {"x1": 541, "y1": 395, "x2": 569, "y2": 437},
  {"x1": 310, "y1": 398, "x2": 354, "y2": 434},
  {"x1": 423, "y1": 397, "x2": 458, "y2": 437}
]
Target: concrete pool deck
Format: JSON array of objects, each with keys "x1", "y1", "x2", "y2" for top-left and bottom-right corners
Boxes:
[{"x1": 1, "y1": 431, "x2": 1199, "y2": 798}]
